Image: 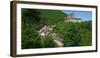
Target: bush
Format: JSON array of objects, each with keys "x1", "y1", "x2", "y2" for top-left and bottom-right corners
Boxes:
[
  {"x1": 40, "y1": 36, "x2": 56, "y2": 48},
  {"x1": 62, "y1": 23, "x2": 82, "y2": 47},
  {"x1": 21, "y1": 23, "x2": 42, "y2": 49}
]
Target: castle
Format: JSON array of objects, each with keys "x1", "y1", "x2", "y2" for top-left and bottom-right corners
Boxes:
[{"x1": 64, "y1": 13, "x2": 82, "y2": 23}]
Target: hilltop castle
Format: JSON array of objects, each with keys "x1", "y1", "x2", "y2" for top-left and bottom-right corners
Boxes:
[{"x1": 64, "y1": 13, "x2": 82, "y2": 23}]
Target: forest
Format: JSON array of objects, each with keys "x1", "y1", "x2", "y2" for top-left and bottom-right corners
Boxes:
[{"x1": 21, "y1": 8, "x2": 92, "y2": 49}]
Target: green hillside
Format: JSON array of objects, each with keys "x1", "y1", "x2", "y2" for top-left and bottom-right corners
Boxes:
[
  {"x1": 22, "y1": 8, "x2": 67, "y2": 29},
  {"x1": 38, "y1": 9, "x2": 67, "y2": 25}
]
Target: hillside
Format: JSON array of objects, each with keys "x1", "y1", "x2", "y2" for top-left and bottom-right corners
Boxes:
[{"x1": 37, "y1": 9, "x2": 67, "y2": 25}]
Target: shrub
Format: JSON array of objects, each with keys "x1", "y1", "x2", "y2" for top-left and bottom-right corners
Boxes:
[
  {"x1": 21, "y1": 23, "x2": 42, "y2": 49},
  {"x1": 40, "y1": 36, "x2": 56, "y2": 48}
]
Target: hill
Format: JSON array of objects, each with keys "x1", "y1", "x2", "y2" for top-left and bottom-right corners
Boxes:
[{"x1": 37, "y1": 9, "x2": 67, "y2": 25}]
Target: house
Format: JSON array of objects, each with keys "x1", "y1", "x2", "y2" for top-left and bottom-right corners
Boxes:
[{"x1": 64, "y1": 13, "x2": 82, "y2": 23}]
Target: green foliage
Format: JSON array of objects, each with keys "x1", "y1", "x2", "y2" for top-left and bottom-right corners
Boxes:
[
  {"x1": 22, "y1": 8, "x2": 41, "y2": 24},
  {"x1": 21, "y1": 8, "x2": 43, "y2": 49},
  {"x1": 79, "y1": 29, "x2": 92, "y2": 46},
  {"x1": 38, "y1": 9, "x2": 67, "y2": 25},
  {"x1": 53, "y1": 22, "x2": 92, "y2": 47},
  {"x1": 41, "y1": 36, "x2": 56, "y2": 48},
  {"x1": 21, "y1": 8, "x2": 59, "y2": 49},
  {"x1": 63, "y1": 25, "x2": 82, "y2": 46},
  {"x1": 21, "y1": 23, "x2": 42, "y2": 49},
  {"x1": 82, "y1": 21, "x2": 92, "y2": 30}
]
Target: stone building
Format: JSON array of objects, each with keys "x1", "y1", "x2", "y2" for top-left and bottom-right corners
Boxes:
[{"x1": 64, "y1": 13, "x2": 82, "y2": 23}]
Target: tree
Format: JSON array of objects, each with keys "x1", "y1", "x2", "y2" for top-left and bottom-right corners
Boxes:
[
  {"x1": 62, "y1": 23, "x2": 82, "y2": 47},
  {"x1": 21, "y1": 23, "x2": 42, "y2": 49},
  {"x1": 21, "y1": 8, "x2": 43, "y2": 49}
]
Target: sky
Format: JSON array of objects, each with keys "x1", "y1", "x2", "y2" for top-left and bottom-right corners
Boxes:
[{"x1": 62, "y1": 10, "x2": 92, "y2": 21}]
